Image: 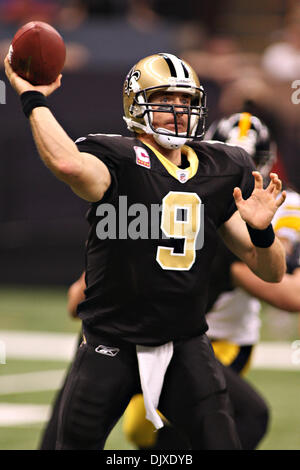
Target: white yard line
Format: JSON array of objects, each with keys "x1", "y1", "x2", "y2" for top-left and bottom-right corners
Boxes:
[
  {"x1": 0, "y1": 330, "x2": 78, "y2": 361},
  {"x1": 0, "y1": 403, "x2": 51, "y2": 426},
  {"x1": 251, "y1": 341, "x2": 300, "y2": 370},
  {"x1": 0, "y1": 369, "x2": 66, "y2": 395},
  {"x1": 0, "y1": 331, "x2": 299, "y2": 427},
  {"x1": 0, "y1": 330, "x2": 300, "y2": 369}
]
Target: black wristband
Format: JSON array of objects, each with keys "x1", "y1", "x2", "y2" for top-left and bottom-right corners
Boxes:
[
  {"x1": 20, "y1": 91, "x2": 49, "y2": 118},
  {"x1": 246, "y1": 223, "x2": 275, "y2": 248}
]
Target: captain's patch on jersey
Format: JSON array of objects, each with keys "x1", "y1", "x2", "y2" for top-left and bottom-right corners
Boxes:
[{"x1": 134, "y1": 146, "x2": 151, "y2": 169}]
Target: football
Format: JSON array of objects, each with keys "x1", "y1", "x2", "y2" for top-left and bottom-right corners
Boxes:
[{"x1": 8, "y1": 21, "x2": 66, "y2": 85}]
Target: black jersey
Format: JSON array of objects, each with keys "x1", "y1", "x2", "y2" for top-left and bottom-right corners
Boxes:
[
  {"x1": 205, "y1": 237, "x2": 238, "y2": 313},
  {"x1": 75, "y1": 134, "x2": 255, "y2": 346}
]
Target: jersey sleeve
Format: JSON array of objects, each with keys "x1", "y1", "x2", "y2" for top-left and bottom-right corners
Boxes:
[
  {"x1": 205, "y1": 237, "x2": 239, "y2": 313},
  {"x1": 75, "y1": 134, "x2": 122, "y2": 202},
  {"x1": 221, "y1": 146, "x2": 255, "y2": 224}
]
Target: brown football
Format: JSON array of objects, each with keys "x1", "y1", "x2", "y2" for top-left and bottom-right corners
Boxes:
[{"x1": 9, "y1": 21, "x2": 66, "y2": 85}]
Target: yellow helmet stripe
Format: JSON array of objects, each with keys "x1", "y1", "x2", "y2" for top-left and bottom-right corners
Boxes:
[
  {"x1": 238, "y1": 112, "x2": 252, "y2": 138},
  {"x1": 274, "y1": 216, "x2": 300, "y2": 232}
]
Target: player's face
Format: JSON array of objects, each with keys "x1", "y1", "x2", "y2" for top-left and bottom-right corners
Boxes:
[{"x1": 149, "y1": 91, "x2": 192, "y2": 133}]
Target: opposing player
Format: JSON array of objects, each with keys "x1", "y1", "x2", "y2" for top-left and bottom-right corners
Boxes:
[
  {"x1": 5, "y1": 52, "x2": 286, "y2": 450},
  {"x1": 203, "y1": 113, "x2": 300, "y2": 448}
]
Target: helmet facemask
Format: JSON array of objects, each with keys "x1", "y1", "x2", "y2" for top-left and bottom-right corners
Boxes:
[
  {"x1": 123, "y1": 53, "x2": 208, "y2": 149},
  {"x1": 129, "y1": 86, "x2": 207, "y2": 149}
]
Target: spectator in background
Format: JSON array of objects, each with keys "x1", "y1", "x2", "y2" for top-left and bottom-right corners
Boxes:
[
  {"x1": 0, "y1": 0, "x2": 89, "y2": 30},
  {"x1": 262, "y1": 4, "x2": 300, "y2": 82},
  {"x1": 126, "y1": 0, "x2": 161, "y2": 32},
  {"x1": 76, "y1": 0, "x2": 127, "y2": 18},
  {"x1": 0, "y1": 1, "x2": 90, "y2": 71},
  {"x1": 0, "y1": 0, "x2": 60, "y2": 25}
]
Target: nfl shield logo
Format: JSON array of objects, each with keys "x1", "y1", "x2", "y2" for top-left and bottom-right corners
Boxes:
[
  {"x1": 134, "y1": 146, "x2": 151, "y2": 168},
  {"x1": 177, "y1": 170, "x2": 188, "y2": 183}
]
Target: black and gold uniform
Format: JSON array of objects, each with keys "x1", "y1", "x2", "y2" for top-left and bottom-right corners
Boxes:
[
  {"x1": 206, "y1": 241, "x2": 255, "y2": 375},
  {"x1": 40, "y1": 240, "x2": 268, "y2": 451},
  {"x1": 121, "y1": 109, "x2": 277, "y2": 452},
  {"x1": 123, "y1": 239, "x2": 268, "y2": 451},
  {"x1": 75, "y1": 134, "x2": 254, "y2": 345},
  {"x1": 55, "y1": 134, "x2": 255, "y2": 450}
]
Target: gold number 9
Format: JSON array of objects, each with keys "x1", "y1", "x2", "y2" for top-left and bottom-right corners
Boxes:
[{"x1": 156, "y1": 191, "x2": 201, "y2": 270}]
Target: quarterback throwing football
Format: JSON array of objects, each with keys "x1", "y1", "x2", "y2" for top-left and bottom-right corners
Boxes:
[{"x1": 5, "y1": 53, "x2": 286, "y2": 450}]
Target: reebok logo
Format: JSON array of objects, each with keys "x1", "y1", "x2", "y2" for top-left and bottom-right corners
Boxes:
[{"x1": 95, "y1": 345, "x2": 120, "y2": 357}]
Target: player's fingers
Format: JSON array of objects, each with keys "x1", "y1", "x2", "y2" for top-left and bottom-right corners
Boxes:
[
  {"x1": 41, "y1": 75, "x2": 62, "y2": 96},
  {"x1": 265, "y1": 172, "x2": 278, "y2": 193},
  {"x1": 252, "y1": 171, "x2": 263, "y2": 190},
  {"x1": 52, "y1": 74, "x2": 62, "y2": 88},
  {"x1": 272, "y1": 174, "x2": 282, "y2": 195},
  {"x1": 4, "y1": 56, "x2": 13, "y2": 78},
  {"x1": 275, "y1": 190, "x2": 287, "y2": 208},
  {"x1": 4, "y1": 55, "x2": 10, "y2": 67},
  {"x1": 233, "y1": 187, "x2": 243, "y2": 203},
  {"x1": 4, "y1": 55, "x2": 17, "y2": 79},
  {"x1": 4, "y1": 55, "x2": 27, "y2": 85},
  {"x1": 56, "y1": 74, "x2": 62, "y2": 87},
  {"x1": 4, "y1": 61, "x2": 35, "y2": 95},
  {"x1": 4, "y1": 60, "x2": 18, "y2": 88},
  {"x1": 53, "y1": 81, "x2": 61, "y2": 93}
]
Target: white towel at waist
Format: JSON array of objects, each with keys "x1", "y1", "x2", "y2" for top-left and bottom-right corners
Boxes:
[{"x1": 136, "y1": 342, "x2": 174, "y2": 430}]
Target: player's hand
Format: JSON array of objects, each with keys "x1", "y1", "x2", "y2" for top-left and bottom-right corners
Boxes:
[
  {"x1": 4, "y1": 55, "x2": 62, "y2": 96},
  {"x1": 67, "y1": 272, "x2": 86, "y2": 320},
  {"x1": 233, "y1": 171, "x2": 286, "y2": 230}
]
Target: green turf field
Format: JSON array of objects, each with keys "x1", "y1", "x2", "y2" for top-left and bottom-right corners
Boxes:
[{"x1": 0, "y1": 286, "x2": 299, "y2": 450}]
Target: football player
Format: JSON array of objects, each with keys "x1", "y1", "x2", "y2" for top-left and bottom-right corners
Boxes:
[
  {"x1": 123, "y1": 113, "x2": 300, "y2": 450},
  {"x1": 39, "y1": 116, "x2": 300, "y2": 451},
  {"x1": 198, "y1": 113, "x2": 300, "y2": 448},
  {"x1": 5, "y1": 53, "x2": 286, "y2": 450}
]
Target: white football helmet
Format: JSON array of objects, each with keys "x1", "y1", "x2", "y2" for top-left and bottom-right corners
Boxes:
[{"x1": 205, "y1": 112, "x2": 277, "y2": 179}]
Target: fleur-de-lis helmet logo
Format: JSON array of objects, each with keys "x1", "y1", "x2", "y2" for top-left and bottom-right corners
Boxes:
[{"x1": 124, "y1": 68, "x2": 141, "y2": 96}]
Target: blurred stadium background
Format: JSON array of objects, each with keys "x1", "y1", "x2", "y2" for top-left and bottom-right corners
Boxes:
[{"x1": 0, "y1": 0, "x2": 300, "y2": 450}]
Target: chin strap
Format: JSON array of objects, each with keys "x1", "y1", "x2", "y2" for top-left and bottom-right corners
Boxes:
[
  {"x1": 153, "y1": 127, "x2": 190, "y2": 150},
  {"x1": 123, "y1": 117, "x2": 191, "y2": 149},
  {"x1": 153, "y1": 133, "x2": 187, "y2": 150}
]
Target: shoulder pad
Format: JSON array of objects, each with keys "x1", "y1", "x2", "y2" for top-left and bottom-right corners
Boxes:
[
  {"x1": 198, "y1": 140, "x2": 255, "y2": 169},
  {"x1": 75, "y1": 133, "x2": 122, "y2": 144}
]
